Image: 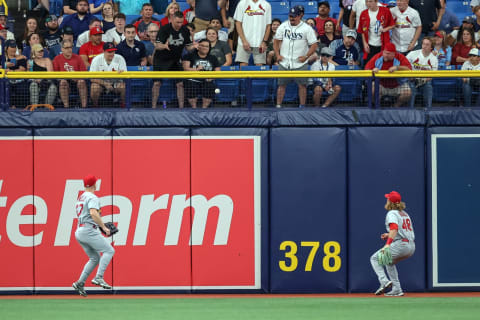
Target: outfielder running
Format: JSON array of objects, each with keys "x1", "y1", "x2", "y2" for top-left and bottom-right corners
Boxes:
[
  {"x1": 72, "y1": 174, "x2": 115, "y2": 297},
  {"x1": 370, "y1": 191, "x2": 415, "y2": 297}
]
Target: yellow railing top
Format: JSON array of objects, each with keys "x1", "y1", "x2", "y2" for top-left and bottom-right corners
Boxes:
[{"x1": 0, "y1": 0, "x2": 7, "y2": 15}]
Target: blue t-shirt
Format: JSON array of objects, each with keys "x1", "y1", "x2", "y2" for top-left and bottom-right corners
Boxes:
[
  {"x1": 439, "y1": 9, "x2": 460, "y2": 34},
  {"x1": 116, "y1": 40, "x2": 147, "y2": 66},
  {"x1": 59, "y1": 13, "x2": 93, "y2": 41}
]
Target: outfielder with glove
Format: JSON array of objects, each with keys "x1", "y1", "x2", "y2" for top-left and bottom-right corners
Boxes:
[
  {"x1": 72, "y1": 175, "x2": 118, "y2": 297},
  {"x1": 370, "y1": 191, "x2": 415, "y2": 297}
]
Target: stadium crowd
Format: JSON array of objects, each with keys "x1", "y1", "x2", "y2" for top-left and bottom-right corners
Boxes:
[{"x1": 1, "y1": 0, "x2": 480, "y2": 108}]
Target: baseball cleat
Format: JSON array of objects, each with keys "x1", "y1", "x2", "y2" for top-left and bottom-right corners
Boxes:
[
  {"x1": 91, "y1": 277, "x2": 112, "y2": 289},
  {"x1": 72, "y1": 282, "x2": 87, "y2": 297},
  {"x1": 374, "y1": 280, "x2": 393, "y2": 295},
  {"x1": 385, "y1": 291, "x2": 404, "y2": 297}
]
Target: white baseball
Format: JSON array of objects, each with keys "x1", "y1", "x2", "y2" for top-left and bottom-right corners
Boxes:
[{"x1": 215, "y1": 88, "x2": 221, "y2": 94}]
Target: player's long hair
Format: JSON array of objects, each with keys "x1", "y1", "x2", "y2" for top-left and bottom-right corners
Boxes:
[{"x1": 385, "y1": 200, "x2": 406, "y2": 211}]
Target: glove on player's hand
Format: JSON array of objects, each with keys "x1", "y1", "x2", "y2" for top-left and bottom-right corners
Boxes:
[
  {"x1": 100, "y1": 222, "x2": 119, "y2": 236},
  {"x1": 378, "y1": 247, "x2": 393, "y2": 266}
]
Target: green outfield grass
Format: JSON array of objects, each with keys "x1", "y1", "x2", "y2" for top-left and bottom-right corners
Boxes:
[{"x1": 1, "y1": 297, "x2": 479, "y2": 320}]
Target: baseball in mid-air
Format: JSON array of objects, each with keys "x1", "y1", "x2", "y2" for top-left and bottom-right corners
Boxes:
[{"x1": 215, "y1": 88, "x2": 221, "y2": 94}]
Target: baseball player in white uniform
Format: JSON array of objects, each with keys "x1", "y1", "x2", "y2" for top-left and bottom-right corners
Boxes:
[
  {"x1": 72, "y1": 174, "x2": 115, "y2": 297},
  {"x1": 370, "y1": 191, "x2": 415, "y2": 296}
]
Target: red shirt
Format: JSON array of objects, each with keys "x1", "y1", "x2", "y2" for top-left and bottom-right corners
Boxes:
[
  {"x1": 314, "y1": 17, "x2": 340, "y2": 36},
  {"x1": 159, "y1": 16, "x2": 188, "y2": 27},
  {"x1": 53, "y1": 53, "x2": 87, "y2": 72},
  {"x1": 357, "y1": 6, "x2": 394, "y2": 56},
  {"x1": 365, "y1": 51, "x2": 412, "y2": 88},
  {"x1": 451, "y1": 43, "x2": 475, "y2": 65},
  {"x1": 79, "y1": 41, "x2": 105, "y2": 64}
]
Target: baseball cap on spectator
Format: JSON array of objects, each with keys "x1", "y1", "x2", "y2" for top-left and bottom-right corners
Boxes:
[
  {"x1": 318, "y1": 1, "x2": 330, "y2": 8},
  {"x1": 4, "y1": 39, "x2": 16, "y2": 47},
  {"x1": 320, "y1": 47, "x2": 334, "y2": 57},
  {"x1": 463, "y1": 16, "x2": 475, "y2": 25},
  {"x1": 434, "y1": 31, "x2": 444, "y2": 38},
  {"x1": 103, "y1": 42, "x2": 117, "y2": 52},
  {"x1": 346, "y1": 30, "x2": 357, "y2": 39},
  {"x1": 289, "y1": 5, "x2": 305, "y2": 17},
  {"x1": 62, "y1": 26, "x2": 74, "y2": 35},
  {"x1": 469, "y1": 48, "x2": 480, "y2": 56},
  {"x1": 387, "y1": 0, "x2": 396, "y2": 7},
  {"x1": 384, "y1": 42, "x2": 396, "y2": 52},
  {"x1": 385, "y1": 191, "x2": 401, "y2": 203},
  {"x1": 83, "y1": 174, "x2": 98, "y2": 188},
  {"x1": 90, "y1": 26, "x2": 103, "y2": 35},
  {"x1": 45, "y1": 14, "x2": 58, "y2": 23}
]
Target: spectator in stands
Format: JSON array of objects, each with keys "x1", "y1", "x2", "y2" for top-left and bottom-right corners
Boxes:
[
  {"x1": 206, "y1": 27, "x2": 232, "y2": 66},
  {"x1": 28, "y1": 43, "x2": 58, "y2": 106},
  {"x1": 447, "y1": 16, "x2": 478, "y2": 47},
  {"x1": 76, "y1": 17, "x2": 102, "y2": 49},
  {"x1": 116, "y1": 0, "x2": 144, "y2": 15},
  {"x1": 182, "y1": 38, "x2": 221, "y2": 108},
  {"x1": 408, "y1": 0, "x2": 444, "y2": 40},
  {"x1": 195, "y1": 0, "x2": 225, "y2": 32},
  {"x1": 438, "y1": 3, "x2": 460, "y2": 35},
  {"x1": 234, "y1": 0, "x2": 272, "y2": 66},
  {"x1": 266, "y1": 18, "x2": 282, "y2": 66},
  {"x1": 53, "y1": 40, "x2": 88, "y2": 108},
  {"x1": 22, "y1": 17, "x2": 40, "y2": 49},
  {"x1": 329, "y1": 29, "x2": 361, "y2": 65},
  {"x1": 60, "y1": 0, "x2": 93, "y2": 41},
  {"x1": 462, "y1": 47, "x2": 480, "y2": 107},
  {"x1": 472, "y1": 0, "x2": 480, "y2": 12},
  {"x1": 406, "y1": 37, "x2": 438, "y2": 108},
  {"x1": 89, "y1": 42, "x2": 127, "y2": 108},
  {"x1": 319, "y1": 20, "x2": 342, "y2": 47},
  {"x1": 433, "y1": 30, "x2": 452, "y2": 69},
  {"x1": 274, "y1": 5, "x2": 318, "y2": 108},
  {"x1": 350, "y1": 0, "x2": 368, "y2": 31},
  {"x1": 357, "y1": 0, "x2": 395, "y2": 63},
  {"x1": 89, "y1": 0, "x2": 109, "y2": 15},
  {"x1": 103, "y1": 13, "x2": 128, "y2": 45},
  {"x1": 338, "y1": 0, "x2": 355, "y2": 35},
  {"x1": 79, "y1": 26, "x2": 105, "y2": 67},
  {"x1": 101, "y1": 2, "x2": 117, "y2": 32},
  {"x1": 3, "y1": 39, "x2": 28, "y2": 109},
  {"x1": 306, "y1": 18, "x2": 319, "y2": 38},
  {"x1": 145, "y1": 23, "x2": 160, "y2": 65},
  {"x1": 194, "y1": 18, "x2": 228, "y2": 42},
  {"x1": 161, "y1": 2, "x2": 188, "y2": 27},
  {"x1": 311, "y1": 47, "x2": 342, "y2": 107},
  {"x1": 451, "y1": 27, "x2": 476, "y2": 65},
  {"x1": 315, "y1": 1, "x2": 341, "y2": 36},
  {"x1": 365, "y1": 42, "x2": 412, "y2": 107},
  {"x1": 134, "y1": 3, "x2": 161, "y2": 41},
  {"x1": 390, "y1": 0, "x2": 422, "y2": 56},
  {"x1": 43, "y1": 15, "x2": 62, "y2": 59},
  {"x1": 0, "y1": 11, "x2": 15, "y2": 41},
  {"x1": 23, "y1": 32, "x2": 49, "y2": 59},
  {"x1": 63, "y1": 0, "x2": 78, "y2": 15},
  {"x1": 116, "y1": 24, "x2": 147, "y2": 66},
  {"x1": 183, "y1": 0, "x2": 196, "y2": 23},
  {"x1": 473, "y1": 6, "x2": 480, "y2": 32},
  {"x1": 49, "y1": 26, "x2": 77, "y2": 58},
  {"x1": 152, "y1": 11, "x2": 194, "y2": 108}
]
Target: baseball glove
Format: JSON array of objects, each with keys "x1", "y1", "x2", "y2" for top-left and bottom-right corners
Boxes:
[
  {"x1": 100, "y1": 222, "x2": 119, "y2": 236},
  {"x1": 378, "y1": 247, "x2": 393, "y2": 266}
]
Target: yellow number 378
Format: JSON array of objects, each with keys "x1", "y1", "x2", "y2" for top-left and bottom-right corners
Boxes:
[{"x1": 279, "y1": 241, "x2": 341, "y2": 272}]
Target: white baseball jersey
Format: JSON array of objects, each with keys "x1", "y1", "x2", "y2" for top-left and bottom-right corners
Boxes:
[
  {"x1": 406, "y1": 50, "x2": 438, "y2": 71},
  {"x1": 90, "y1": 53, "x2": 127, "y2": 72},
  {"x1": 274, "y1": 20, "x2": 317, "y2": 69},
  {"x1": 76, "y1": 191, "x2": 100, "y2": 226},
  {"x1": 461, "y1": 60, "x2": 480, "y2": 70},
  {"x1": 390, "y1": 6, "x2": 421, "y2": 53},
  {"x1": 310, "y1": 61, "x2": 336, "y2": 85},
  {"x1": 385, "y1": 210, "x2": 415, "y2": 242},
  {"x1": 103, "y1": 29, "x2": 140, "y2": 45},
  {"x1": 234, "y1": 0, "x2": 272, "y2": 48}
]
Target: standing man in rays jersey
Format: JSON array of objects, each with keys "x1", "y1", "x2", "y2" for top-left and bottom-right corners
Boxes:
[
  {"x1": 274, "y1": 5, "x2": 318, "y2": 108},
  {"x1": 233, "y1": 0, "x2": 272, "y2": 66}
]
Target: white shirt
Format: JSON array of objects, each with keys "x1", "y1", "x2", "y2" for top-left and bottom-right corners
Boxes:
[
  {"x1": 352, "y1": 0, "x2": 367, "y2": 29},
  {"x1": 462, "y1": 60, "x2": 480, "y2": 70},
  {"x1": 76, "y1": 30, "x2": 91, "y2": 48},
  {"x1": 274, "y1": 20, "x2": 317, "y2": 69},
  {"x1": 234, "y1": 0, "x2": 272, "y2": 48},
  {"x1": 385, "y1": 210, "x2": 415, "y2": 242},
  {"x1": 390, "y1": 6, "x2": 422, "y2": 53},
  {"x1": 194, "y1": 29, "x2": 228, "y2": 42},
  {"x1": 368, "y1": 9, "x2": 381, "y2": 46},
  {"x1": 406, "y1": 50, "x2": 438, "y2": 71},
  {"x1": 90, "y1": 53, "x2": 127, "y2": 72},
  {"x1": 310, "y1": 61, "x2": 336, "y2": 85},
  {"x1": 103, "y1": 28, "x2": 140, "y2": 45}
]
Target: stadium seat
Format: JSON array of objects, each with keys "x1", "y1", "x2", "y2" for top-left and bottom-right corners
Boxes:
[
  {"x1": 270, "y1": 2, "x2": 290, "y2": 15},
  {"x1": 177, "y1": 1, "x2": 190, "y2": 12},
  {"x1": 432, "y1": 65, "x2": 460, "y2": 104},
  {"x1": 216, "y1": 66, "x2": 241, "y2": 103},
  {"x1": 127, "y1": 66, "x2": 152, "y2": 104},
  {"x1": 273, "y1": 14, "x2": 289, "y2": 23},
  {"x1": 334, "y1": 65, "x2": 363, "y2": 103},
  {"x1": 291, "y1": 1, "x2": 317, "y2": 14},
  {"x1": 447, "y1": 2, "x2": 472, "y2": 22},
  {"x1": 240, "y1": 66, "x2": 273, "y2": 103},
  {"x1": 126, "y1": 15, "x2": 141, "y2": 24}
]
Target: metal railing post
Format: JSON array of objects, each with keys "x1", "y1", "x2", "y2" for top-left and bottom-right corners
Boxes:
[
  {"x1": 125, "y1": 78, "x2": 131, "y2": 110},
  {"x1": 246, "y1": 77, "x2": 252, "y2": 110},
  {"x1": 374, "y1": 77, "x2": 380, "y2": 109},
  {"x1": 366, "y1": 78, "x2": 372, "y2": 109}
]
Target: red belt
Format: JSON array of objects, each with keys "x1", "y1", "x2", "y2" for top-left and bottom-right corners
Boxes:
[
  {"x1": 79, "y1": 223, "x2": 97, "y2": 229},
  {"x1": 402, "y1": 239, "x2": 410, "y2": 242}
]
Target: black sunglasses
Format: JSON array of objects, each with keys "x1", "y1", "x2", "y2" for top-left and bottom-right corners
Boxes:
[{"x1": 321, "y1": 54, "x2": 332, "y2": 57}]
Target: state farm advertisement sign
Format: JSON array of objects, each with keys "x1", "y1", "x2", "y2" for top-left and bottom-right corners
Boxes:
[{"x1": 0, "y1": 136, "x2": 261, "y2": 291}]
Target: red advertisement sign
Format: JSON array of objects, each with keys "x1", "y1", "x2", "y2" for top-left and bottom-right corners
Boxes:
[{"x1": 0, "y1": 136, "x2": 261, "y2": 291}]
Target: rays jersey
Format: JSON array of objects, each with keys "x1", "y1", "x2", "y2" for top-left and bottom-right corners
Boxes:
[
  {"x1": 385, "y1": 210, "x2": 415, "y2": 242},
  {"x1": 76, "y1": 191, "x2": 100, "y2": 226},
  {"x1": 274, "y1": 20, "x2": 317, "y2": 69}
]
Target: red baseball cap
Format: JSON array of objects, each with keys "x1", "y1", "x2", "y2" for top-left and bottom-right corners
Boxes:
[
  {"x1": 385, "y1": 191, "x2": 401, "y2": 203},
  {"x1": 434, "y1": 31, "x2": 444, "y2": 39},
  {"x1": 90, "y1": 26, "x2": 103, "y2": 35},
  {"x1": 83, "y1": 174, "x2": 98, "y2": 188},
  {"x1": 384, "y1": 42, "x2": 396, "y2": 53}
]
